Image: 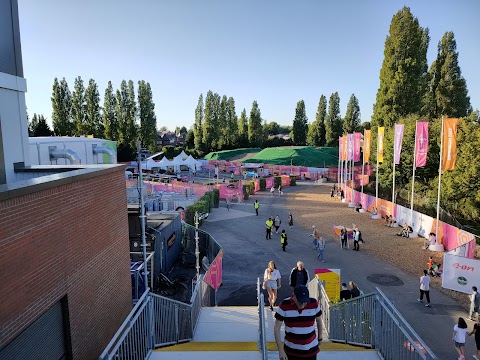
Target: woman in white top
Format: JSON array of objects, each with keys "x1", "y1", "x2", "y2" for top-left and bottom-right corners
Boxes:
[
  {"x1": 453, "y1": 317, "x2": 469, "y2": 359},
  {"x1": 263, "y1": 260, "x2": 281, "y2": 310}
]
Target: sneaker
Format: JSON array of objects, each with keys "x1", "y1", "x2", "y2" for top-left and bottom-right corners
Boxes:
[
  {"x1": 270, "y1": 305, "x2": 273, "y2": 311},
  {"x1": 417, "y1": 299, "x2": 423, "y2": 303},
  {"x1": 425, "y1": 303, "x2": 431, "y2": 307},
  {"x1": 472, "y1": 355, "x2": 478, "y2": 360}
]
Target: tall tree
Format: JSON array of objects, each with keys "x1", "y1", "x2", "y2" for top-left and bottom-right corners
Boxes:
[
  {"x1": 248, "y1": 101, "x2": 263, "y2": 147},
  {"x1": 84, "y1": 79, "x2": 103, "y2": 137},
  {"x1": 103, "y1": 81, "x2": 117, "y2": 140},
  {"x1": 211, "y1": 92, "x2": 221, "y2": 149},
  {"x1": 116, "y1": 80, "x2": 137, "y2": 147},
  {"x1": 127, "y1": 80, "x2": 138, "y2": 148},
  {"x1": 226, "y1": 97, "x2": 238, "y2": 148},
  {"x1": 138, "y1": 80, "x2": 157, "y2": 152},
  {"x1": 325, "y1": 92, "x2": 342, "y2": 146},
  {"x1": 72, "y1": 76, "x2": 86, "y2": 136},
  {"x1": 307, "y1": 95, "x2": 327, "y2": 146},
  {"x1": 371, "y1": 7, "x2": 429, "y2": 128},
  {"x1": 292, "y1": 100, "x2": 308, "y2": 145},
  {"x1": 238, "y1": 108, "x2": 249, "y2": 148},
  {"x1": 202, "y1": 91, "x2": 215, "y2": 151},
  {"x1": 194, "y1": 94, "x2": 204, "y2": 152},
  {"x1": 430, "y1": 32, "x2": 471, "y2": 119},
  {"x1": 217, "y1": 95, "x2": 228, "y2": 149},
  {"x1": 51, "y1": 77, "x2": 73, "y2": 136},
  {"x1": 29, "y1": 114, "x2": 52, "y2": 136},
  {"x1": 343, "y1": 94, "x2": 361, "y2": 133}
]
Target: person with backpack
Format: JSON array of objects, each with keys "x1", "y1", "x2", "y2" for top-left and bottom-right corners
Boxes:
[{"x1": 280, "y1": 230, "x2": 288, "y2": 252}]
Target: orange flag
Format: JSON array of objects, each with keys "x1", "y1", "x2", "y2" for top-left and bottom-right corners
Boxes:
[
  {"x1": 364, "y1": 130, "x2": 371, "y2": 163},
  {"x1": 343, "y1": 135, "x2": 348, "y2": 160},
  {"x1": 377, "y1": 127, "x2": 385, "y2": 163},
  {"x1": 442, "y1": 118, "x2": 458, "y2": 171}
]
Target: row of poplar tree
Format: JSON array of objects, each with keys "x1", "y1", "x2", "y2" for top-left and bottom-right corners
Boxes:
[
  {"x1": 47, "y1": 77, "x2": 157, "y2": 158},
  {"x1": 192, "y1": 91, "x2": 361, "y2": 154}
]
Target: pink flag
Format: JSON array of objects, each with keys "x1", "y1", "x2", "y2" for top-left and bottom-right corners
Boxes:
[
  {"x1": 415, "y1": 122, "x2": 429, "y2": 167},
  {"x1": 393, "y1": 124, "x2": 404, "y2": 164},
  {"x1": 354, "y1": 132, "x2": 362, "y2": 162},
  {"x1": 347, "y1": 134, "x2": 354, "y2": 161},
  {"x1": 339, "y1": 137, "x2": 344, "y2": 161}
]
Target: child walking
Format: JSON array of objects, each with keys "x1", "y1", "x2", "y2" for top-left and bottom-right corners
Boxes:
[{"x1": 317, "y1": 236, "x2": 326, "y2": 262}]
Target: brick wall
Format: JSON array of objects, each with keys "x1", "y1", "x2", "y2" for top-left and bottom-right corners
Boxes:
[{"x1": 0, "y1": 167, "x2": 132, "y2": 359}]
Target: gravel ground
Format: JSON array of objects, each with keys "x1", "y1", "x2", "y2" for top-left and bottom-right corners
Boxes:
[{"x1": 287, "y1": 182, "x2": 470, "y2": 310}]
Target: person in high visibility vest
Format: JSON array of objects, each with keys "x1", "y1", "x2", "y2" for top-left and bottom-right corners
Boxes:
[
  {"x1": 266, "y1": 217, "x2": 273, "y2": 240},
  {"x1": 254, "y1": 200, "x2": 259, "y2": 216},
  {"x1": 280, "y1": 230, "x2": 288, "y2": 252}
]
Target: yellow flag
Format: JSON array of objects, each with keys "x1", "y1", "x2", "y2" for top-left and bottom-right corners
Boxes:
[
  {"x1": 343, "y1": 135, "x2": 348, "y2": 160},
  {"x1": 377, "y1": 127, "x2": 384, "y2": 163},
  {"x1": 364, "y1": 130, "x2": 371, "y2": 163},
  {"x1": 442, "y1": 118, "x2": 458, "y2": 171}
]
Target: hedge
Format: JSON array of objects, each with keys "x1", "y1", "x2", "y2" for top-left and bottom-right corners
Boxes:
[
  {"x1": 289, "y1": 175, "x2": 296, "y2": 186},
  {"x1": 260, "y1": 178, "x2": 266, "y2": 191},
  {"x1": 185, "y1": 191, "x2": 215, "y2": 225},
  {"x1": 213, "y1": 189, "x2": 220, "y2": 207},
  {"x1": 249, "y1": 181, "x2": 255, "y2": 195},
  {"x1": 242, "y1": 184, "x2": 250, "y2": 200}
]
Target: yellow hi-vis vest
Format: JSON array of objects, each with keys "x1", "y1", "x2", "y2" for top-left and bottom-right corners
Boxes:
[
  {"x1": 266, "y1": 220, "x2": 273, "y2": 229},
  {"x1": 254, "y1": 201, "x2": 259, "y2": 209},
  {"x1": 281, "y1": 233, "x2": 287, "y2": 243}
]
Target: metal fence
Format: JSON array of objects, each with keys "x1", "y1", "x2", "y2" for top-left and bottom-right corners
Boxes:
[
  {"x1": 257, "y1": 278, "x2": 267, "y2": 360},
  {"x1": 311, "y1": 277, "x2": 437, "y2": 360}
]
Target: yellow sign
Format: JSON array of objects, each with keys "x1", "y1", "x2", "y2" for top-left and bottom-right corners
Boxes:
[{"x1": 315, "y1": 268, "x2": 341, "y2": 302}]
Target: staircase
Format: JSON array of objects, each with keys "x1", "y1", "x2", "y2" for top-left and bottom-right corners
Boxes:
[{"x1": 151, "y1": 306, "x2": 380, "y2": 360}]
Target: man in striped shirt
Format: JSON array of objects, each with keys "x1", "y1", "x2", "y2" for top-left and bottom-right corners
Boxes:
[{"x1": 274, "y1": 285, "x2": 323, "y2": 359}]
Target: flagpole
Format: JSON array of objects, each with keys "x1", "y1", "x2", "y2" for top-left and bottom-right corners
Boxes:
[
  {"x1": 375, "y1": 137, "x2": 379, "y2": 210},
  {"x1": 361, "y1": 131, "x2": 365, "y2": 195},
  {"x1": 410, "y1": 122, "x2": 418, "y2": 225},
  {"x1": 435, "y1": 116, "x2": 444, "y2": 237}
]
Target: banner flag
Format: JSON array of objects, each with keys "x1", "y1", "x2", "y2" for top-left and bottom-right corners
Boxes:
[
  {"x1": 442, "y1": 118, "x2": 458, "y2": 171},
  {"x1": 393, "y1": 124, "x2": 404, "y2": 164},
  {"x1": 347, "y1": 134, "x2": 354, "y2": 161},
  {"x1": 339, "y1": 137, "x2": 344, "y2": 161},
  {"x1": 364, "y1": 130, "x2": 371, "y2": 163},
  {"x1": 377, "y1": 127, "x2": 385, "y2": 163},
  {"x1": 354, "y1": 132, "x2": 362, "y2": 162},
  {"x1": 415, "y1": 122, "x2": 429, "y2": 167},
  {"x1": 343, "y1": 135, "x2": 348, "y2": 161}
]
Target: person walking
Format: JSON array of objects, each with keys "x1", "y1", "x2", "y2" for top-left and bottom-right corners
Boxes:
[
  {"x1": 263, "y1": 260, "x2": 281, "y2": 311},
  {"x1": 309, "y1": 225, "x2": 319, "y2": 250},
  {"x1": 340, "y1": 283, "x2": 351, "y2": 301},
  {"x1": 417, "y1": 269, "x2": 431, "y2": 307},
  {"x1": 274, "y1": 285, "x2": 323, "y2": 360},
  {"x1": 468, "y1": 317, "x2": 480, "y2": 360},
  {"x1": 288, "y1": 212, "x2": 293, "y2": 228},
  {"x1": 470, "y1": 286, "x2": 480, "y2": 321},
  {"x1": 349, "y1": 281, "x2": 360, "y2": 298},
  {"x1": 281, "y1": 230, "x2": 288, "y2": 252},
  {"x1": 453, "y1": 317, "x2": 468, "y2": 360},
  {"x1": 353, "y1": 226, "x2": 360, "y2": 251},
  {"x1": 340, "y1": 226, "x2": 348, "y2": 249},
  {"x1": 278, "y1": 185, "x2": 283, "y2": 196},
  {"x1": 226, "y1": 197, "x2": 230, "y2": 211},
  {"x1": 289, "y1": 261, "x2": 309, "y2": 291},
  {"x1": 254, "y1": 200, "x2": 259, "y2": 216},
  {"x1": 265, "y1": 217, "x2": 273, "y2": 240},
  {"x1": 274, "y1": 215, "x2": 281, "y2": 234},
  {"x1": 317, "y1": 236, "x2": 326, "y2": 262}
]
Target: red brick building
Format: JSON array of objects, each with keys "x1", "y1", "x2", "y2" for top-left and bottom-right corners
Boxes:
[{"x1": 0, "y1": 166, "x2": 133, "y2": 359}]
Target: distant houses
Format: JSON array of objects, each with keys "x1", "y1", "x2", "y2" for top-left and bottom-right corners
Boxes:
[{"x1": 156, "y1": 130, "x2": 186, "y2": 147}]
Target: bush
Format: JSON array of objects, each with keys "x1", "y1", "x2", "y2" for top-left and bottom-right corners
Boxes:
[
  {"x1": 242, "y1": 184, "x2": 250, "y2": 200},
  {"x1": 289, "y1": 175, "x2": 296, "y2": 186},
  {"x1": 185, "y1": 201, "x2": 209, "y2": 225},
  {"x1": 249, "y1": 181, "x2": 255, "y2": 195},
  {"x1": 260, "y1": 177, "x2": 266, "y2": 191},
  {"x1": 213, "y1": 189, "x2": 220, "y2": 207},
  {"x1": 274, "y1": 176, "x2": 282, "y2": 188}
]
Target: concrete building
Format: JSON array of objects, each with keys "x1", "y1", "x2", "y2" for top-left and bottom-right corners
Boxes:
[{"x1": 0, "y1": 1, "x2": 133, "y2": 358}]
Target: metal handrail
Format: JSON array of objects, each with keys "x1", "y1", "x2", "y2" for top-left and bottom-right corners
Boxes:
[{"x1": 257, "y1": 278, "x2": 267, "y2": 359}]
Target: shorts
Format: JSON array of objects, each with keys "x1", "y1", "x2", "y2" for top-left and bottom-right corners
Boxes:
[
  {"x1": 454, "y1": 341, "x2": 465, "y2": 348},
  {"x1": 266, "y1": 280, "x2": 277, "y2": 289}
]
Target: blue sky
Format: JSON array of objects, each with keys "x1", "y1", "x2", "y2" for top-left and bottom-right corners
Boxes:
[{"x1": 18, "y1": 0, "x2": 480, "y2": 132}]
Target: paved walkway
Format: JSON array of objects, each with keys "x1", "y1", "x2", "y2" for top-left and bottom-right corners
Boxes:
[{"x1": 201, "y1": 181, "x2": 474, "y2": 359}]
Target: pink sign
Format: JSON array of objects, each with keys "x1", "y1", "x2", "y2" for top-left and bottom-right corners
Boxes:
[
  {"x1": 347, "y1": 134, "x2": 354, "y2": 161},
  {"x1": 415, "y1": 122, "x2": 429, "y2": 168},
  {"x1": 203, "y1": 250, "x2": 223, "y2": 290}
]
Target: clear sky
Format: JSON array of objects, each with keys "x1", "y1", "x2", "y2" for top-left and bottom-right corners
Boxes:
[{"x1": 18, "y1": 0, "x2": 480, "y2": 132}]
